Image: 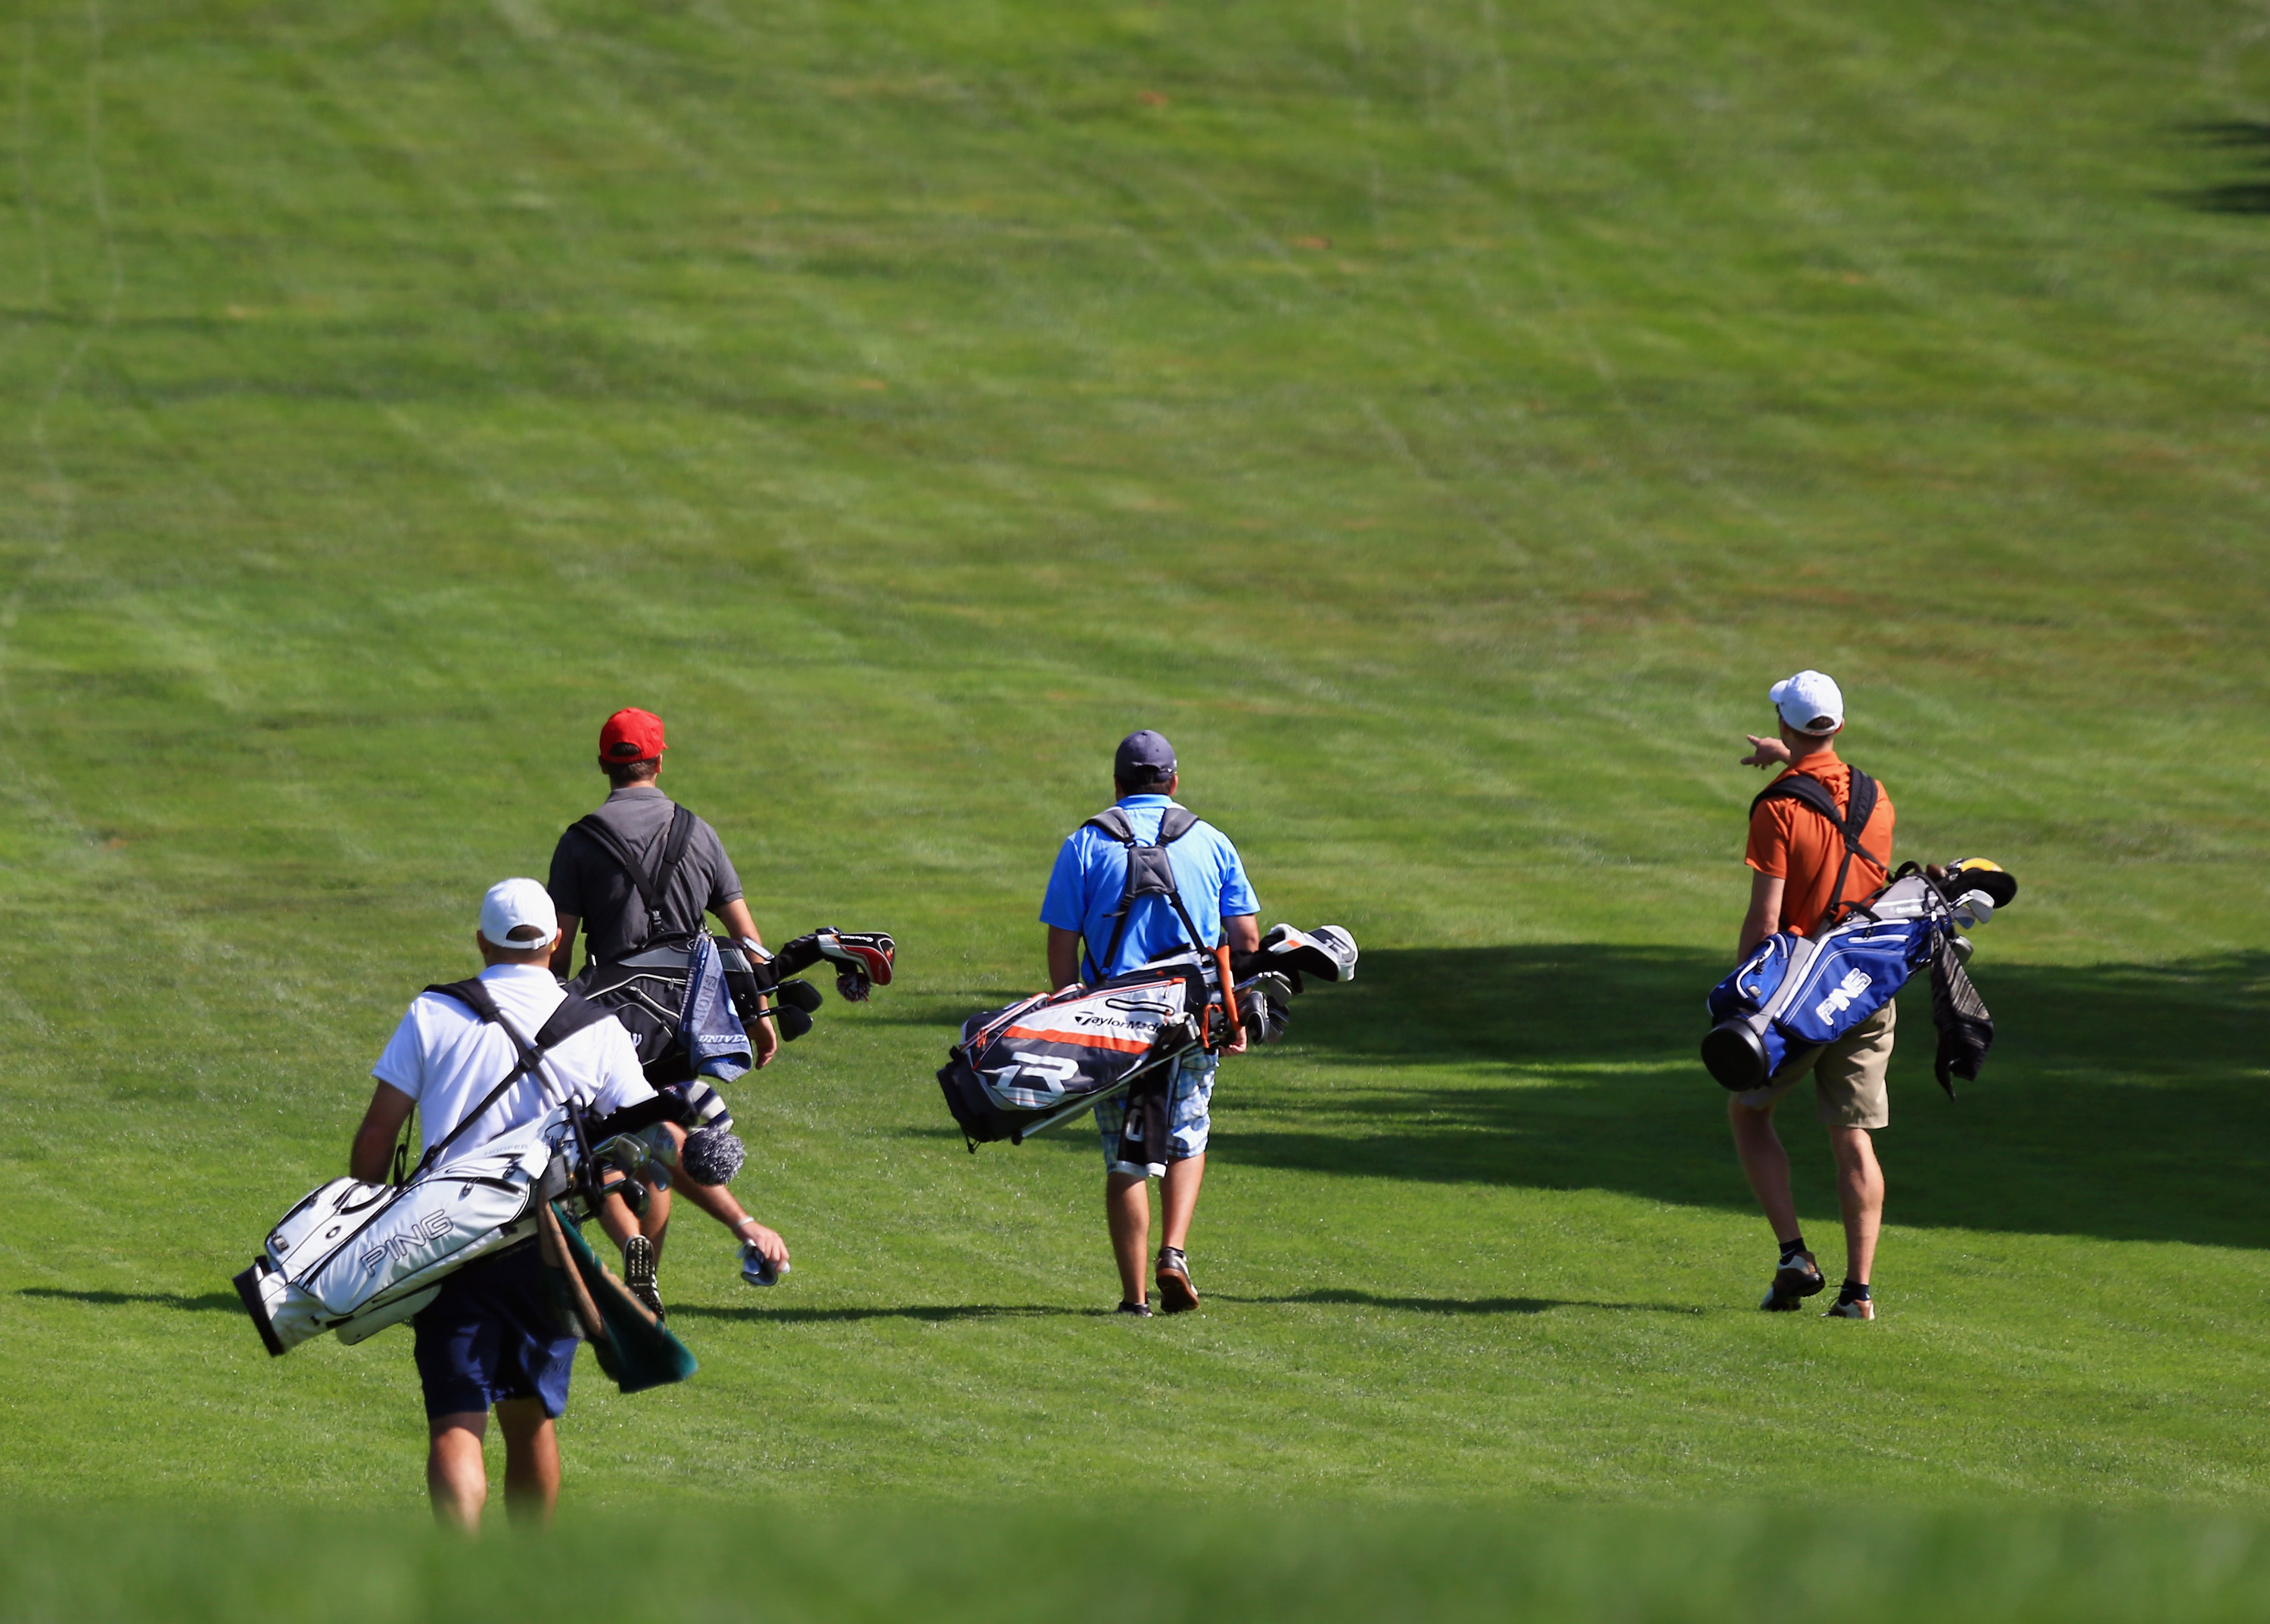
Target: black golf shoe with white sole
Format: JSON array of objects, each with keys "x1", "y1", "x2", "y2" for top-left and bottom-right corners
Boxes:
[
  {"x1": 1155, "y1": 1247, "x2": 1199, "y2": 1314},
  {"x1": 623, "y1": 1234, "x2": 665, "y2": 1321},
  {"x1": 1760, "y1": 1249, "x2": 1824, "y2": 1311}
]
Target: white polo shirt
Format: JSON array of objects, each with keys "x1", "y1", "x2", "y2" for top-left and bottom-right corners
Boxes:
[{"x1": 372, "y1": 963, "x2": 654, "y2": 1158}]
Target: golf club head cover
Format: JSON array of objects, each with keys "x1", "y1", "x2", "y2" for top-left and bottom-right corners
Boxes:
[
  {"x1": 773, "y1": 929, "x2": 897, "y2": 1001},
  {"x1": 1239, "y1": 972, "x2": 1296, "y2": 1044},
  {"x1": 776, "y1": 978, "x2": 825, "y2": 1014},
  {"x1": 773, "y1": 1002, "x2": 815, "y2": 1042},
  {"x1": 1245, "y1": 923, "x2": 1360, "y2": 985},
  {"x1": 658, "y1": 1079, "x2": 735, "y2": 1134},
  {"x1": 682, "y1": 1125, "x2": 748, "y2": 1187},
  {"x1": 1938, "y1": 859, "x2": 2018, "y2": 911}
]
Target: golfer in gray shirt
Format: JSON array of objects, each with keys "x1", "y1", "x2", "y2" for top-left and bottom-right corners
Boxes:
[{"x1": 546, "y1": 708, "x2": 771, "y2": 1050}]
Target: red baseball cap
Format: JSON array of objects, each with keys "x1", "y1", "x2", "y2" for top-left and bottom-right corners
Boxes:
[{"x1": 599, "y1": 708, "x2": 667, "y2": 764}]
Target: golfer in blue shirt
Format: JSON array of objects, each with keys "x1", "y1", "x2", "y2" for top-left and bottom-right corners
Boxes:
[{"x1": 1040, "y1": 730, "x2": 1259, "y2": 1315}]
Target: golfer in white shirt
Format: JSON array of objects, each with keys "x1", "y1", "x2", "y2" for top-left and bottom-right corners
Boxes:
[{"x1": 347, "y1": 879, "x2": 653, "y2": 1529}]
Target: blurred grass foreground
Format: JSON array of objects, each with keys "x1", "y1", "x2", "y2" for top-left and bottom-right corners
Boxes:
[{"x1": 6, "y1": 1506, "x2": 2270, "y2": 1623}]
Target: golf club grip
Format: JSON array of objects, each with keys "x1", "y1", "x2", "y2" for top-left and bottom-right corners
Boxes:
[{"x1": 1211, "y1": 944, "x2": 1242, "y2": 1039}]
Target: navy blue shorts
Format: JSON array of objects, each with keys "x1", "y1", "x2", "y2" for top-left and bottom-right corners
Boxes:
[{"x1": 412, "y1": 1243, "x2": 578, "y2": 1421}]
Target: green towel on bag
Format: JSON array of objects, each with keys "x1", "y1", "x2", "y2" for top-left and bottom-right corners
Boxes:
[{"x1": 545, "y1": 1201, "x2": 698, "y2": 1395}]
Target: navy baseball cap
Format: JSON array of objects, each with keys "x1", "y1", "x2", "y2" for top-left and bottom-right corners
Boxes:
[{"x1": 1114, "y1": 730, "x2": 1177, "y2": 783}]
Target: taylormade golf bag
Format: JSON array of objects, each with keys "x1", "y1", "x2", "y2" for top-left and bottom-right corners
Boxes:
[
  {"x1": 1703, "y1": 861, "x2": 2015, "y2": 1096},
  {"x1": 938, "y1": 923, "x2": 1357, "y2": 1153}
]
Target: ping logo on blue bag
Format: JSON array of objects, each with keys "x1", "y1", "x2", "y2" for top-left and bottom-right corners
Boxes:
[{"x1": 1813, "y1": 968, "x2": 1873, "y2": 1023}]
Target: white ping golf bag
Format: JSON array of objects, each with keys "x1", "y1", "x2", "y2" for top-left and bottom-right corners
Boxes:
[
  {"x1": 233, "y1": 979, "x2": 614, "y2": 1357},
  {"x1": 235, "y1": 1109, "x2": 572, "y2": 1354}
]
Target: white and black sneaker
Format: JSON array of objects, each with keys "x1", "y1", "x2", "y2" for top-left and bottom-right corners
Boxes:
[
  {"x1": 1116, "y1": 1299, "x2": 1153, "y2": 1317},
  {"x1": 622, "y1": 1234, "x2": 665, "y2": 1321},
  {"x1": 1760, "y1": 1248, "x2": 1824, "y2": 1312},
  {"x1": 1825, "y1": 1282, "x2": 1876, "y2": 1320},
  {"x1": 1155, "y1": 1247, "x2": 1199, "y2": 1314}
]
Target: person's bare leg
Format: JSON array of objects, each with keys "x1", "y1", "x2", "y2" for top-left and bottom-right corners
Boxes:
[
  {"x1": 594, "y1": 1181, "x2": 640, "y2": 1252},
  {"x1": 495, "y1": 1398, "x2": 560, "y2": 1527},
  {"x1": 1727, "y1": 1095, "x2": 1802, "y2": 1243},
  {"x1": 641, "y1": 1181, "x2": 672, "y2": 1268},
  {"x1": 427, "y1": 1414, "x2": 489, "y2": 1532},
  {"x1": 1827, "y1": 1126, "x2": 1883, "y2": 1284},
  {"x1": 1159, "y1": 1153, "x2": 1206, "y2": 1253},
  {"x1": 1105, "y1": 1171, "x2": 1150, "y2": 1305}
]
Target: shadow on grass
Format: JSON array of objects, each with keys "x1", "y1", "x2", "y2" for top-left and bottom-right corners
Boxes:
[
  {"x1": 1221, "y1": 1289, "x2": 1703, "y2": 1316},
  {"x1": 667, "y1": 1302, "x2": 1109, "y2": 1324},
  {"x1": 1215, "y1": 946, "x2": 2270, "y2": 1250},
  {"x1": 17, "y1": 1287, "x2": 242, "y2": 1313},
  {"x1": 2171, "y1": 121, "x2": 2270, "y2": 213}
]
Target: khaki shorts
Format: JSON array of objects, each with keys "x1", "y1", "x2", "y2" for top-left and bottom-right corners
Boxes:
[{"x1": 1736, "y1": 998, "x2": 1895, "y2": 1130}]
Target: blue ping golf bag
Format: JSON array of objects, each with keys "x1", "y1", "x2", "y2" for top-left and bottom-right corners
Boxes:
[{"x1": 1702, "y1": 866, "x2": 2010, "y2": 1095}]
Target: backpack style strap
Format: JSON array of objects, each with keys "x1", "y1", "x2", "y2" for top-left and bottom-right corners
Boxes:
[
  {"x1": 1078, "y1": 805, "x2": 1207, "y2": 985},
  {"x1": 570, "y1": 803, "x2": 701, "y2": 953},
  {"x1": 410, "y1": 982, "x2": 616, "y2": 1177},
  {"x1": 1750, "y1": 767, "x2": 1886, "y2": 931}
]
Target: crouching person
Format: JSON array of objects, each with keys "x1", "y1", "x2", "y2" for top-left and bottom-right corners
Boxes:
[{"x1": 344, "y1": 879, "x2": 661, "y2": 1529}]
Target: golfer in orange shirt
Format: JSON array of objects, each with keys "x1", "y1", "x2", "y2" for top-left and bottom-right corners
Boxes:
[{"x1": 1730, "y1": 670, "x2": 1895, "y2": 1321}]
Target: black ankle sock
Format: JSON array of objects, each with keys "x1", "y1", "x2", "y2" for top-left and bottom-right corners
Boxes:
[
  {"x1": 1838, "y1": 1279, "x2": 1871, "y2": 1303},
  {"x1": 1780, "y1": 1234, "x2": 1808, "y2": 1262}
]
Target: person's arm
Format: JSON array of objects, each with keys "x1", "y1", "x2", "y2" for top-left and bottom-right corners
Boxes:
[
  {"x1": 1738, "y1": 871, "x2": 1785, "y2": 958},
  {"x1": 1740, "y1": 735, "x2": 1792, "y2": 770},
  {"x1": 1219, "y1": 913, "x2": 1261, "y2": 1054},
  {"x1": 349, "y1": 1082, "x2": 417, "y2": 1184},
  {"x1": 716, "y1": 898, "x2": 779, "y2": 1069},
  {"x1": 549, "y1": 913, "x2": 580, "y2": 978},
  {"x1": 1046, "y1": 927, "x2": 1084, "y2": 991}
]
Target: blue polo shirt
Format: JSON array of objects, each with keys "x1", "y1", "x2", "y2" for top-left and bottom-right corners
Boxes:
[{"x1": 1040, "y1": 795, "x2": 1259, "y2": 983}]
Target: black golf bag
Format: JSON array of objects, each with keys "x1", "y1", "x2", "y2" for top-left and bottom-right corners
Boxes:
[{"x1": 571, "y1": 928, "x2": 895, "y2": 1087}]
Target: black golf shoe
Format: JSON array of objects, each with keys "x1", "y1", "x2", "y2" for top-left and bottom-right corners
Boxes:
[
  {"x1": 623, "y1": 1234, "x2": 665, "y2": 1321},
  {"x1": 1760, "y1": 1249, "x2": 1824, "y2": 1311},
  {"x1": 1155, "y1": 1247, "x2": 1199, "y2": 1314}
]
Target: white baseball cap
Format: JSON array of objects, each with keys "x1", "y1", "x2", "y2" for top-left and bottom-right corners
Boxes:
[
  {"x1": 1769, "y1": 670, "x2": 1845, "y2": 735},
  {"x1": 479, "y1": 877, "x2": 558, "y2": 954}
]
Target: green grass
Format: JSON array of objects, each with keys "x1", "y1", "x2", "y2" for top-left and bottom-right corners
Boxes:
[
  {"x1": 2, "y1": 0, "x2": 2268, "y2": 1570},
  {"x1": 14, "y1": 1506, "x2": 2270, "y2": 1623}
]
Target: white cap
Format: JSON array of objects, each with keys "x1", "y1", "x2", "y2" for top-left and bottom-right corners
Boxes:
[
  {"x1": 1769, "y1": 670, "x2": 1845, "y2": 736},
  {"x1": 479, "y1": 878, "x2": 558, "y2": 954}
]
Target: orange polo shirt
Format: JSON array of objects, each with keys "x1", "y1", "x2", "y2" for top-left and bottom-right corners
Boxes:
[{"x1": 1745, "y1": 749, "x2": 1895, "y2": 935}]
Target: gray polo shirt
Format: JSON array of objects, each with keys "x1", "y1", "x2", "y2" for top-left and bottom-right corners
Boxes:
[{"x1": 547, "y1": 785, "x2": 744, "y2": 967}]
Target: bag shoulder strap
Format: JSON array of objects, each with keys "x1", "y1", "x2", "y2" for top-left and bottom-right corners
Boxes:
[
  {"x1": 531, "y1": 992, "x2": 616, "y2": 1050},
  {"x1": 1751, "y1": 765, "x2": 1887, "y2": 930},
  {"x1": 411, "y1": 982, "x2": 611, "y2": 1174},
  {"x1": 1081, "y1": 804, "x2": 1200, "y2": 847},
  {"x1": 570, "y1": 802, "x2": 701, "y2": 951},
  {"x1": 424, "y1": 976, "x2": 500, "y2": 1022},
  {"x1": 1077, "y1": 805, "x2": 1208, "y2": 983}
]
